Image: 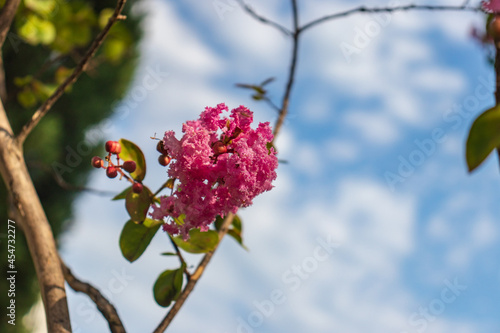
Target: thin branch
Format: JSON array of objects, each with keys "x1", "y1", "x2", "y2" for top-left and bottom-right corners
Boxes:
[
  {"x1": 300, "y1": 4, "x2": 483, "y2": 33},
  {"x1": 263, "y1": 96, "x2": 281, "y2": 113},
  {"x1": 0, "y1": 0, "x2": 21, "y2": 46},
  {"x1": 28, "y1": 160, "x2": 116, "y2": 196},
  {"x1": 16, "y1": 0, "x2": 128, "y2": 145},
  {"x1": 153, "y1": 213, "x2": 235, "y2": 333},
  {"x1": 0, "y1": 0, "x2": 22, "y2": 103},
  {"x1": 494, "y1": 39, "x2": 500, "y2": 169},
  {"x1": 273, "y1": 0, "x2": 299, "y2": 139},
  {"x1": 60, "y1": 259, "x2": 126, "y2": 333},
  {"x1": 168, "y1": 235, "x2": 191, "y2": 280},
  {"x1": 235, "y1": 0, "x2": 292, "y2": 36}
]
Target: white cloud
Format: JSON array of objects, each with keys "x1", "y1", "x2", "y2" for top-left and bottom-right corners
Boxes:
[{"x1": 344, "y1": 111, "x2": 400, "y2": 145}]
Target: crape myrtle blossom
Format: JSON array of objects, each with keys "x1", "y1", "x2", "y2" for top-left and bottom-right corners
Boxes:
[
  {"x1": 151, "y1": 103, "x2": 278, "y2": 238},
  {"x1": 483, "y1": 0, "x2": 500, "y2": 12}
]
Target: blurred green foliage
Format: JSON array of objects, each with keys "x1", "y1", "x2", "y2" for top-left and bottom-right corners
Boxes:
[{"x1": 0, "y1": 0, "x2": 143, "y2": 331}]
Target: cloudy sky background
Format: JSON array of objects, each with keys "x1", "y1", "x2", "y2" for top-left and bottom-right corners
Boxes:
[{"x1": 33, "y1": 0, "x2": 500, "y2": 332}]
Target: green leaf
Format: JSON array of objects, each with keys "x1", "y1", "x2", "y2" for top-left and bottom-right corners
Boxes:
[
  {"x1": 125, "y1": 186, "x2": 152, "y2": 222},
  {"x1": 32, "y1": 81, "x2": 57, "y2": 101},
  {"x1": 466, "y1": 105, "x2": 500, "y2": 172},
  {"x1": 24, "y1": 0, "x2": 57, "y2": 17},
  {"x1": 160, "y1": 252, "x2": 177, "y2": 256},
  {"x1": 18, "y1": 14, "x2": 56, "y2": 45},
  {"x1": 119, "y1": 219, "x2": 162, "y2": 262},
  {"x1": 214, "y1": 215, "x2": 247, "y2": 249},
  {"x1": 153, "y1": 265, "x2": 184, "y2": 307},
  {"x1": 17, "y1": 88, "x2": 38, "y2": 108},
  {"x1": 227, "y1": 229, "x2": 247, "y2": 250},
  {"x1": 173, "y1": 229, "x2": 219, "y2": 253},
  {"x1": 119, "y1": 139, "x2": 146, "y2": 181},
  {"x1": 104, "y1": 39, "x2": 127, "y2": 63},
  {"x1": 112, "y1": 186, "x2": 131, "y2": 201},
  {"x1": 14, "y1": 75, "x2": 33, "y2": 87},
  {"x1": 99, "y1": 8, "x2": 115, "y2": 29}
]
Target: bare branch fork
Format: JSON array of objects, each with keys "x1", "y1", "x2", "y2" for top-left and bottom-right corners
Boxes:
[{"x1": 237, "y1": 1, "x2": 485, "y2": 137}]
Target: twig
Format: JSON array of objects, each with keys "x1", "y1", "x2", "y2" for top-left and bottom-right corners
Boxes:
[
  {"x1": 300, "y1": 4, "x2": 482, "y2": 33},
  {"x1": 60, "y1": 259, "x2": 126, "y2": 333},
  {"x1": 0, "y1": 0, "x2": 22, "y2": 102},
  {"x1": 0, "y1": 0, "x2": 21, "y2": 46},
  {"x1": 494, "y1": 40, "x2": 500, "y2": 168},
  {"x1": 28, "y1": 160, "x2": 116, "y2": 196},
  {"x1": 153, "y1": 213, "x2": 235, "y2": 333},
  {"x1": 263, "y1": 96, "x2": 281, "y2": 113},
  {"x1": 273, "y1": 0, "x2": 299, "y2": 139},
  {"x1": 32, "y1": 53, "x2": 68, "y2": 80},
  {"x1": 168, "y1": 235, "x2": 191, "y2": 280},
  {"x1": 16, "y1": 0, "x2": 128, "y2": 145},
  {"x1": 235, "y1": 0, "x2": 292, "y2": 36}
]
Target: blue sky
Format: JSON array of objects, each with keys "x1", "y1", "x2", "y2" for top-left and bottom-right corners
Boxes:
[{"x1": 27, "y1": 0, "x2": 500, "y2": 332}]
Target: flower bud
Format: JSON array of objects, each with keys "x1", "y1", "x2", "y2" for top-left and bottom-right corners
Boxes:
[
  {"x1": 156, "y1": 140, "x2": 168, "y2": 155},
  {"x1": 105, "y1": 141, "x2": 121, "y2": 154},
  {"x1": 132, "y1": 182, "x2": 143, "y2": 193},
  {"x1": 158, "y1": 155, "x2": 171, "y2": 166},
  {"x1": 91, "y1": 156, "x2": 104, "y2": 168},
  {"x1": 122, "y1": 160, "x2": 137, "y2": 173},
  {"x1": 106, "y1": 166, "x2": 118, "y2": 178},
  {"x1": 212, "y1": 141, "x2": 227, "y2": 155},
  {"x1": 489, "y1": 16, "x2": 500, "y2": 40}
]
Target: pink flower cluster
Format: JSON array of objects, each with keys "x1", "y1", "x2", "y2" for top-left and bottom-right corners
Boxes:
[
  {"x1": 151, "y1": 103, "x2": 278, "y2": 238},
  {"x1": 483, "y1": 0, "x2": 500, "y2": 12}
]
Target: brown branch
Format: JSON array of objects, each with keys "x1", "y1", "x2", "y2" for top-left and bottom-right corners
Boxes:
[
  {"x1": 28, "y1": 160, "x2": 116, "y2": 196},
  {"x1": 300, "y1": 4, "x2": 482, "y2": 33},
  {"x1": 0, "y1": 0, "x2": 22, "y2": 103},
  {"x1": 16, "y1": 0, "x2": 128, "y2": 145},
  {"x1": 0, "y1": 0, "x2": 21, "y2": 46},
  {"x1": 168, "y1": 235, "x2": 191, "y2": 280},
  {"x1": 0, "y1": 101, "x2": 71, "y2": 332},
  {"x1": 153, "y1": 213, "x2": 235, "y2": 333},
  {"x1": 235, "y1": 0, "x2": 292, "y2": 36},
  {"x1": 61, "y1": 259, "x2": 126, "y2": 333},
  {"x1": 273, "y1": 0, "x2": 299, "y2": 139},
  {"x1": 494, "y1": 41, "x2": 500, "y2": 167}
]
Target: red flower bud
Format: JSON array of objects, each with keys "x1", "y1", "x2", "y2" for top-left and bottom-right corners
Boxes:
[
  {"x1": 122, "y1": 160, "x2": 136, "y2": 173},
  {"x1": 158, "y1": 155, "x2": 171, "y2": 166},
  {"x1": 91, "y1": 156, "x2": 104, "y2": 168},
  {"x1": 489, "y1": 17, "x2": 500, "y2": 40},
  {"x1": 132, "y1": 182, "x2": 143, "y2": 193},
  {"x1": 106, "y1": 166, "x2": 118, "y2": 178},
  {"x1": 212, "y1": 141, "x2": 227, "y2": 155},
  {"x1": 156, "y1": 140, "x2": 168, "y2": 155},
  {"x1": 105, "y1": 141, "x2": 121, "y2": 154}
]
